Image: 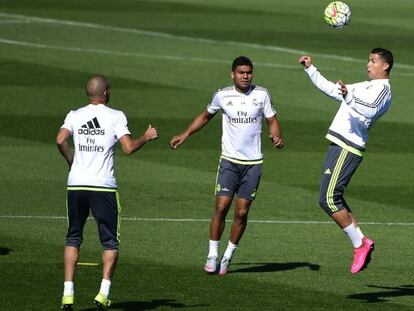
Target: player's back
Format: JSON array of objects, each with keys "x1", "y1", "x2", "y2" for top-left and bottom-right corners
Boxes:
[{"x1": 62, "y1": 104, "x2": 130, "y2": 188}]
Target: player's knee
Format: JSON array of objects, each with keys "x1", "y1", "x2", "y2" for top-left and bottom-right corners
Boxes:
[
  {"x1": 215, "y1": 202, "x2": 231, "y2": 216},
  {"x1": 234, "y1": 207, "x2": 249, "y2": 222}
]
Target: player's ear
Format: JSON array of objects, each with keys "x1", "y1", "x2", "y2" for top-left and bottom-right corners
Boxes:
[
  {"x1": 383, "y1": 63, "x2": 389, "y2": 72},
  {"x1": 103, "y1": 87, "x2": 110, "y2": 96},
  {"x1": 231, "y1": 71, "x2": 234, "y2": 80}
]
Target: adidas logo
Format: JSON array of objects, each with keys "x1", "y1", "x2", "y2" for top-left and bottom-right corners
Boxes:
[
  {"x1": 78, "y1": 117, "x2": 105, "y2": 135},
  {"x1": 324, "y1": 168, "x2": 332, "y2": 175}
]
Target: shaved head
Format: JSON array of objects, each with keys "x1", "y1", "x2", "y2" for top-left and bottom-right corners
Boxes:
[{"x1": 86, "y1": 75, "x2": 110, "y2": 102}]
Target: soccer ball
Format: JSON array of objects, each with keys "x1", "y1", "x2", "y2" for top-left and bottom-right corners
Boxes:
[{"x1": 324, "y1": 1, "x2": 351, "y2": 29}]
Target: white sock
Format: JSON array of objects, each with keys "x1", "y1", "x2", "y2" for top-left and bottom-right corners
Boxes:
[
  {"x1": 207, "y1": 240, "x2": 220, "y2": 258},
  {"x1": 355, "y1": 226, "x2": 364, "y2": 239},
  {"x1": 99, "y1": 279, "x2": 111, "y2": 297},
  {"x1": 223, "y1": 241, "x2": 237, "y2": 260},
  {"x1": 63, "y1": 281, "x2": 74, "y2": 296},
  {"x1": 343, "y1": 224, "x2": 362, "y2": 248}
]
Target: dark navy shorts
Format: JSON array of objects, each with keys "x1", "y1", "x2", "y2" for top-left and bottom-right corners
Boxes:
[
  {"x1": 215, "y1": 157, "x2": 263, "y2": 201},
  {"x1": 66, "y1": 187, "x2": 121, "y2": 250},
  {"x1": 319, "y1": 144, "x2": 363, "y2": 216}
]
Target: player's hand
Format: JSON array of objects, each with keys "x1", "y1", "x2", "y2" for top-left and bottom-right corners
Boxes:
[
  {"x1": 269, "y1": 135, "x2": 284, "y2": 149},
  {"x1": 299, "y1": 55, "x2": 312, "y2": 68},
  {"x1": 337, "y1": 80, "x2": 348, "y2": 97},
  {"x1": 145, "y1": 125, "x2": 159, "y2": 141},
  {"x1": 170, "y1": 133, "x2": 187, "y2": 149}
]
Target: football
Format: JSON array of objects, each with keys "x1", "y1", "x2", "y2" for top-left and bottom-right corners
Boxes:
[{"x1": 324, "y1": 1, "x2": 351, "y2": 29}]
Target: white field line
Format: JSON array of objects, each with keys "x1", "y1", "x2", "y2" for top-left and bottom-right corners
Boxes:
[
  {"x1": 0, "y1": 11, "x2": 413, "y2": 70},
  {"x1": 0, "y1": 38, "x2": 299, "y2": 70},
  {"x1": 0, "y1": 20, "x2": 31, "y2": 24},
  {"x1": 1, "y1": 38, "x2": 414, "y2": 77},
  {"x1": 1, "y1": 214, "x2": 414, "y2": 226}
]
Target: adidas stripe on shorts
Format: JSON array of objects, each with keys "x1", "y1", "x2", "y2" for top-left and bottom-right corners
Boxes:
[{"x1": 319, "y1": 143, "x2": 363, "y2": 216}]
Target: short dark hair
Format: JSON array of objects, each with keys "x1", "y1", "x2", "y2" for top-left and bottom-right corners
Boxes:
[
  {"x1": 232, "y1": 56, "x2": 253, "y2": 71},
  {"x1": 371, "y1": 47, "x2": 393, "y2": 74}
]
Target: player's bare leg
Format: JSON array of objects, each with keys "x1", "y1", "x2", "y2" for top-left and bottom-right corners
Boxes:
[
  {"x1": 331, "y1": 208, "x2": 352, "y2": 229},
  {"x1": 229, "y1": 198, "x2": 252, "y2": 244},
  {"x1": 94, "y1": 250, "x2": 118, "y2": 309},
  {"x1": 102, "y1": 250, "x2": 118, "y2": 280},
  {"x1": 205, "y1": 196, "x2": 232, "y2": 273},
  {"x1": 331, "y1": 209, "x2": 374, "y2": 273},
  {"x1": 62, "y1": 246, "x2": 79, "y2": 310},
  {"x1": 64, "y1": 246, "x2": 79, "y2": 282},
  {"x1": 219, "y1": 198, "x2": 252, "y2": 275},
  {"x1": 347, "y1": 212, "x2": 364, "y2": 236},
  {"x1": 210, "y1": 196, "x2": 233, "y2": 240},
  {"x1": 348, "y1": 212, "x2": 358, "y2": 228},
  {"x1": 331, "y1": 209, "x2": 362, "y2": 247}
]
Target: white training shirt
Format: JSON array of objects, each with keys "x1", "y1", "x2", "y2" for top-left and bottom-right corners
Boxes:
[
  {"x1": 207, "y1": 85, "x2": 277, "y2": 161},
  {"x1": 305, "y1": 65, "x2": 392, "y2": 154},
  {"x1": 61, "y1": 104, "x2": 131, "y2": 188}
]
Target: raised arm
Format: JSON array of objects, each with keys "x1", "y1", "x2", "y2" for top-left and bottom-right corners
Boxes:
[
  {"x1": 299, "y1": 55, "x2": 343, "y2": 102},
  {"x1": 170, "y1": 110, "x2": 215, "y2": 149}
]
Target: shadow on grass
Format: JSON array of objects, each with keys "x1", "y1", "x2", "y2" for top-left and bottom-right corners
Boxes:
[
  {"x1": 229, "y1": 262, "x2": 320, "y2": 273},
  {"x1": 80, "y1": 299, "x2": 209, "y2": 310},
  {"x1": 348, "y1": 285, "x2": 414, "y2": 303},
  {"x1": 0, "y1": 247, "x2": 13, "y2": 255}
]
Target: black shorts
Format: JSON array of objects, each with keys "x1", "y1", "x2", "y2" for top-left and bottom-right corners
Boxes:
[
  {"x1": 215, "y1": 158, "x2": 263, "y2": 201},
  {"x1": 319, "y1": 144, "x2": 363, "y2": 216},
  {"x1": 65, "y1": 187, "x2": 121, "y2": 250}
]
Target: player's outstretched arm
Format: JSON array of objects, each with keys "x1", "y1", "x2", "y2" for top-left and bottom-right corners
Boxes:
[
  {"x1": 299, "y1": 55, "x2": 343, "y2": 102},
  {"x1": 56, "y1": 128, "x2": 73, "y2": 168},
  {"x1": 267, "y1": 116, "x2": 284, "y2": 149},
  {"x1": 170, "y1": 110, "x2": 214, "y2": 149},
  {"x1": 119, "y1": 125, "x2": 159, "y2": 155}
]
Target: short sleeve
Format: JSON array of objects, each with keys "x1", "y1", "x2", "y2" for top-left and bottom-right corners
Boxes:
[
  {"x1": 206, "y1": 91, "x2": 221, "y2": 114},
  {"x1": 61, "y1": 111, "x2": 74, "y2": 133},
  {"x1": 114, "y1": 111, "x2": 131, "y2": 139},
  {"x1": 262, "y1": 91, "x2": 277, "y2": 118}
]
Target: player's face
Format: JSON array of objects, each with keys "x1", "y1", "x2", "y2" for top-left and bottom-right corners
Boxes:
[
  {"x1": 367, "y1": 53, "x2": 389, "y2": 80},
  {"x1": 232, "y1": 65, "x2": 253, "y2": 93}
]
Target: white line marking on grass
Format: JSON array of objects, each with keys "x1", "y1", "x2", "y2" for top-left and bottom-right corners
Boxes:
[
  {"x1": 0, "y1": 11, "x2": 412, "y2": 70},
  {"x1": 0, "y1": 38, "x2": 299, "y2": 70},
  {"x1": 0, "y1": 20, "x2": 32, "y2": 24},
  {"x1": 1, "y1": 215, "x2": 414, "y2": 226},
  {"x1": 1, "y1": 38, "x2": 413, "y2": 76}
]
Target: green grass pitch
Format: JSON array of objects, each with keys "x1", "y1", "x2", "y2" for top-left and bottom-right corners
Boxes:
[{"x1": 0, "y1": 0, "x2": 413, "y2": 310}]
